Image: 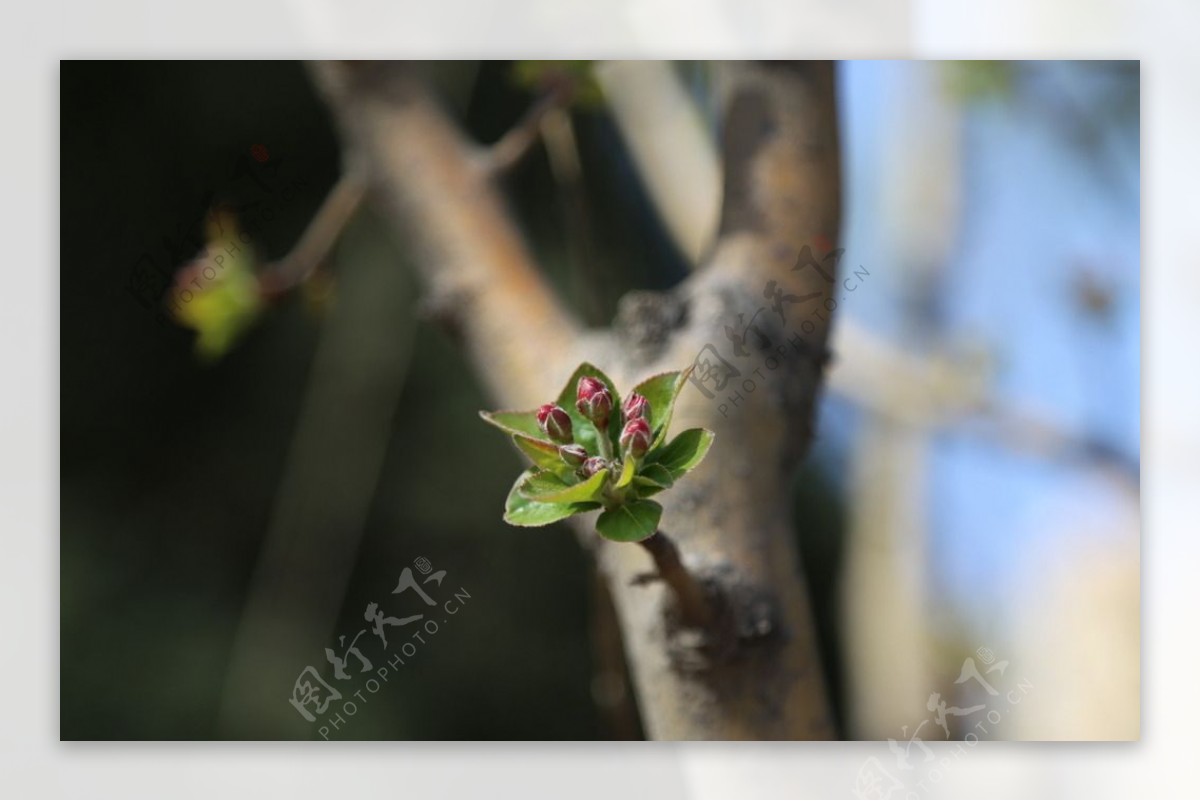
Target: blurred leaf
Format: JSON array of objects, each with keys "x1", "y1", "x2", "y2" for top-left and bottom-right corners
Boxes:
[
  {"x1": 301, "y1": 270, "x2": 336, "y2": 318},
  {"x1": 942, "y1": 61, "x2": 1013, "y2": 103},
  {"x1": 512, "y1": 60, "x2": 605, "y2": 108},
  {"x1": 169, "y1": 211, "x2": 263, "y2": 361}
]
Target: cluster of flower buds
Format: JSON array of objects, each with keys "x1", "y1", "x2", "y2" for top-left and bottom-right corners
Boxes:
[
  {"x1": 534, "y1": 379, "x2": 657, "y2": 477},
  {"x1": 537, "y1": 403, "x2": 574, "y2": 444}
]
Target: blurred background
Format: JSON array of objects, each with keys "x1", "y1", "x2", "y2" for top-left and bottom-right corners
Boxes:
[{"x1": 60, "y1": 60, "x2": 1139, "y2": 741}]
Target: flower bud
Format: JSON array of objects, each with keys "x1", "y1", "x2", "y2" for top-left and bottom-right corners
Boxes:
[
  {"x1": 580, "y1": 456, "x2": 609, "y2": 478},
  {"x1": 619, "y1": 417, "x2": 652, "y2": 459},
  {"x1": 575, "y1": 376, "x2": 612, "y2": 429},
  {"x1": 559, "y1": 444, "x2": 588, "y2": 468},
  {"x1": 622, "y1": 392, "x2": 650, "y2": 422},
  {"x1": 536, "y1": 403, "x2": 573, "y2": 444}
]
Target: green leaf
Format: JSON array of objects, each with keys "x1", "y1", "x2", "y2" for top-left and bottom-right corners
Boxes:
[
  {"x1": 595, "y1": 500, "x2": 662, "y2": 543},
  {"x1": 631, "y1": 463, "x2": 674, "y2": 498},
  {"x1": 512, "y1": 61, "x2": 606, "y2": 109},
  {"x1": 512, "y1": 434, "x2": 568, "y2": 475},
  {"x1": 555, "y1": 362, "x2": 622, "y2": 454},
  {"x1": 649, "y1": 428, "x2": 714, "y2": 480},
  {"x1": 519, "y1": 468, "x2": 609, "y2": 504},
  {"x1": 615, "y1": 454, "x2": 636, "y2": 488},
  {"x1": 631, "y1": 482, "x2": 664, "y2": 498},
  {"x1": 517, "y1": 470, "x2": 570, "y2": 497},
  {"x1": 504, "y1": 469, "x2": 600, "y2": 527},
  {"x1": 479, "y1": 409, "x2": 545, "y2": 440},
  {"x1": 630, "y1": 365, "x2": 693, "y2": 448},
  {"x1": 635, "y1": 463, "x2": 675, "y2": 489}
]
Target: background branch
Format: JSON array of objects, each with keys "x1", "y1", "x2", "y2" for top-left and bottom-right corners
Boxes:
[
  {"x1": 258, "y1": 170, "x2": 367, "y2": 299},
  {"x1": 486, "y1": 79, "x2": 574, "y2": 174},
  {"x1": 310, "y1": 62, "x2": 581, "y2": 406}
]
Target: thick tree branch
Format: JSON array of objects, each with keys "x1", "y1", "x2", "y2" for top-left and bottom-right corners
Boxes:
[{"x1": 593, "y1": 62, "x2": 841, "y2": 739}]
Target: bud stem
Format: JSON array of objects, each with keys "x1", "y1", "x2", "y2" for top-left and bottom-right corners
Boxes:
[
  {"x1": 594, "y1": 423, "x2": 613, "y2": 461},
  {"x1": 638, "y1": 530, "x2": 715, "y2": 629}
]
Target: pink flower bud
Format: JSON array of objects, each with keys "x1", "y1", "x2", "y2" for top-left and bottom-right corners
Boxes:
[
  {"x1": 622, "y1": 392, "x2": 650, "y2": 422},
  {"x1": 619, "y1": 417, "x2": 652, "y2": 459},
  {"x1": 559, "y1": 444, "x2": 588, "y2": 467},
  {"x1": 536, "y1": 403, "x2": 573, "y2": 444},
  {"x1": 575, "y1": 376, "x2": 612, "y2": 429},
  {"x1": 580, "y1": 456, "x2": 609, "y2": 478}
]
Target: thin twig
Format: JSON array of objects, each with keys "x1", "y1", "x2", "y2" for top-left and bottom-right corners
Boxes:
[
  {"x1": 258, "y1": 169, "x2": 367, "y2": 299},
  {"x1": 486, "y1": 80, "x2": 574, "y2": 175},
  {"x1": 638, "y1": 530, "x2": 715, "y2": 628}
]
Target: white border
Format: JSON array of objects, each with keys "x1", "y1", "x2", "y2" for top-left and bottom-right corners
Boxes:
[{"x1": 5, "y1": 0, "x2": 1187, "y2": 797}]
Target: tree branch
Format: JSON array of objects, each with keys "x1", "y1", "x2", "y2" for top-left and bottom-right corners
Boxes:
[
  {"x1": 591, "y1": 62, "x2": 841, "y2": 739},
  {"x1": 593, "y1": 61, "x2": 722, "y2": 266},
  {"x1": 637, "y1": 530, "x2": 717, "y2": 629},
  {"x1": 309, "y1": 60, "x2": 842, "y2": 740},
  {"x1": 485, "y1": 80, "x2": 574, "y2": 174},
  {"x1": 258, "y1": 170, "x2": 367, "y2": 299},
  {"x1": 309, "y1": 62, "x2": 581, "y2": 406}
]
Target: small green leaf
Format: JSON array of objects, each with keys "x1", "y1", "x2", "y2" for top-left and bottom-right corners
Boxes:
[
  {"x1": 512, "y1": 61, "x2": 606, "y2": 109},
  {"x1": 630, "y1": 366, "x2": 693, "y2": 448},
  {"x1": 504, "y1": 469, "x2": 599, "y2": 527},
  {"x1": 520, "y1": 468, "x2": 608, "y2": 504},
  {"x1": 171, "y1": 211, "x2": 263, "y2": 361},
  {"x1": 631, "y1": 482, "x2": 664, "y2": 498},
  {"x1": 649, "y1": 428, "x2": 714, "y2": 479},
  {"x1": 555, "y1": 362, "x2": 622, "y2": 453},
  {"x1": 631, "y1": 463, "x2": 674, "y2": 498},
  {"x1": 518, "y1": 470, "x2": 571, "y2": 497},
  {"x1": 479, "y1": 409, "x2": 545, "y2": 440},
  {"x1": 595, "y1": 500, "x2": 662, "y2": 543},
  {"x1": 635, "y1": 463, "x2": 675, "y2": 489},
  {"x1": 512, "y1": 434, "x2": 568, "y2": 475},
  {"x1": 615, "y1": 454, "x2": 636, "y2": 488}
]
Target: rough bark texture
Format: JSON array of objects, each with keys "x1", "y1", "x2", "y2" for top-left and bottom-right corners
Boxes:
[{"x1": 310, "y1": 61, "x2": 842, "y2": 739}]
